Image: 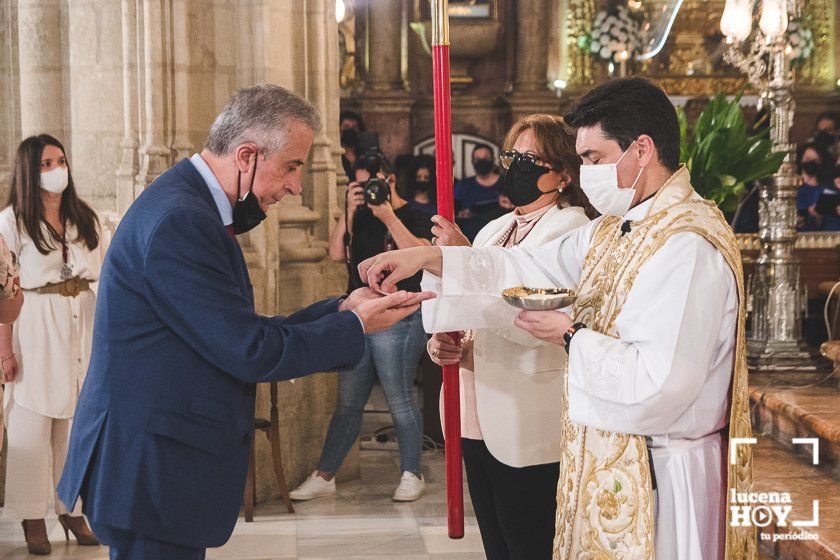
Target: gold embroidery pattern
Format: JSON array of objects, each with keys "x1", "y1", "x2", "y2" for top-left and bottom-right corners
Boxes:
[{"x1": 552, "y1": 171, "x2": 756, "y2": 559}]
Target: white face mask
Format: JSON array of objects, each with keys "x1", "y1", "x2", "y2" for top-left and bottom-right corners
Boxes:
[
  {"x1": 41, "y1": 166, "x2": 69, "y2": 194},
  {"x1": 579, "y1": 141, "x2": 644, "y2": 217}
]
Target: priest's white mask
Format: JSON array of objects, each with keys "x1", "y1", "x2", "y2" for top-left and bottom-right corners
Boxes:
[
  {"x1": 579, "y1": 140, "x2": 644, "y2": 217},
  {"x1": 40, "y1": 166, "x2": 69, "y2": 194}
]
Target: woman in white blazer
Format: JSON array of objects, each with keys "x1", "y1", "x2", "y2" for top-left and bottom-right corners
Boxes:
[{"x1": 425, "y1": 114, "x2": 595, "y2": 560}]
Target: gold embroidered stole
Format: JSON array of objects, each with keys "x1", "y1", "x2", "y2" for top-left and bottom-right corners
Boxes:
[{"x1": 553, "y1": 166, "x2": 756, "y2": 560}]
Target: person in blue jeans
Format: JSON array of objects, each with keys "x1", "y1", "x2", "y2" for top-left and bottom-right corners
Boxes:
[{"x1": 291, "y1": 156, "x2": 432, "y2": 502}]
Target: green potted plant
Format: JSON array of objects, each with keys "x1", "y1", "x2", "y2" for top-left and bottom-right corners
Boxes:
[{"x1": 677, "y1": 92, "x2": 785, "y2": 215}]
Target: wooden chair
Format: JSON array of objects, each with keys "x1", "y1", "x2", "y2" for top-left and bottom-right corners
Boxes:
[{"x1": 243, "y1": 382, "x2": 295, "y2": 521}]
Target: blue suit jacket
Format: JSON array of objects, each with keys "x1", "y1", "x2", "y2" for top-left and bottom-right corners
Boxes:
[{"x1": 58, "y1": 159, "x2": 366, "y2": 548}]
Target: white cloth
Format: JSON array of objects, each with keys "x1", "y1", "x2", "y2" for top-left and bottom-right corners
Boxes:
[
  {"x1": 424, "y1": 204, "x2": 590, "y2": 467},
  {"x1": 3, "y1": 400, "x2": 81, "y2": 519},
  {"x1": 0, "y1": 207, "x2": 106, "y2": 419},
  {"x1": 433, "y1": 198, "x2": 737, "y2": 559}
]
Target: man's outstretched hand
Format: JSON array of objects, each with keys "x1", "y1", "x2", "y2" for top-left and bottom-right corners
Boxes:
[
  {"x1": 349, "y1": 289, "x2": 436, "y2": 333},
  {"x1": 338, "y1": 287, "x2": 382, "y2": 313}
]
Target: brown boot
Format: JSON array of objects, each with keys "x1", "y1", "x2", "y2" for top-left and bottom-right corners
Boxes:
[
  {"x1": 57, "y1": 514, "x2": 100, "y2": 546},
  {"x1": 21, "y1": 519, "x2": 51, "y2": 555}
]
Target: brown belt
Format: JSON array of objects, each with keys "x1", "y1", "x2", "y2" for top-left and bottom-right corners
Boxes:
[{"x1": 26, "y1": 278, "x2": 92, "y2": 297}]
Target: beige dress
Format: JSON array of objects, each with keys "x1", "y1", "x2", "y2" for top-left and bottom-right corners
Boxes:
[
  {"x1": 0, "y1": 207, "x2": 106, "y2": 419},
  {"x1": 0, "y1": 207, "x2": 106, "y2": 518}
]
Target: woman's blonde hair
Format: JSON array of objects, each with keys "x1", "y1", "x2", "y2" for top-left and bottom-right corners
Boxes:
[{"x1": 503, "y1": 114, "x2": 597, "y2": 218}]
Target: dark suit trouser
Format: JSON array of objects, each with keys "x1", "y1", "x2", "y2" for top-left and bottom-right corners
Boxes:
[{"x1": 89, "y1": 520, "x2": 206, "y2": 560}]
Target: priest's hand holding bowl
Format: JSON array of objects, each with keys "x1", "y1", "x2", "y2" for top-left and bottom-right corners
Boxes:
[
  {"x1": 513, "y1": 310, "x2": 573, "y2": 346},
  {"x1": 358, "y1": 246, "x2": 442, "y2": 294}
]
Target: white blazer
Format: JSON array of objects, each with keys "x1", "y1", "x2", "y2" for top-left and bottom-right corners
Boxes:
[{"x1": 422, "y1": 205, "x2": 590, "y2": 467}]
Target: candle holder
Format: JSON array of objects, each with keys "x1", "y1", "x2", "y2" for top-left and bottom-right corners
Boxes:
[{"x1": 721, "y1": 0, "x2": 816, "y2": 371}]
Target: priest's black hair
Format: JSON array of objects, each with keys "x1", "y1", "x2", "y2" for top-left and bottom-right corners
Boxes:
[{"x1": 564, "y1": 77, "x2": 681, "y2": 172}]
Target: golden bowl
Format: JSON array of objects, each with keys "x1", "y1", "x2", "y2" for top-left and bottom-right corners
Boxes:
[{"x1": 501, "y1": 286, "x2": 577, "y2": 311}]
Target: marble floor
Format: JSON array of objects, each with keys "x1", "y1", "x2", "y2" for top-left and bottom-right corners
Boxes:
[
  {"x1": 0, "y1": 385, "x2": 486, "y2": 559},
  {"x1": 0, "y1": 450, "x2": 484, "y2": 560}
]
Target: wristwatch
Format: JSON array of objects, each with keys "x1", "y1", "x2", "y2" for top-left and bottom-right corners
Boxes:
[{"x1": 563, "y1": 322, "x2": 587, "y2": 353}]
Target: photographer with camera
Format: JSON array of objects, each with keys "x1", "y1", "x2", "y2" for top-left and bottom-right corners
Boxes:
[{"x1": 290, "y1": 135, "x2": 433, "y2": 503}]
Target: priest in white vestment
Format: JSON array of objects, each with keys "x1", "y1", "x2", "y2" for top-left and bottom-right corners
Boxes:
[{"x1": 359, "y1": 78, "x2": 756, "y2": 560}]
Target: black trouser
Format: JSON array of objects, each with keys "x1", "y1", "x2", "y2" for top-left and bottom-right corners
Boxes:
[{"x1": 462, "y1": 438, "x2": 559, "y2": 560}]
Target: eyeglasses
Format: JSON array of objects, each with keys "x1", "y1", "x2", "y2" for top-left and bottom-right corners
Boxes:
[{"x1": 499, "y1": 150, "x2": 556, "y2": 173}]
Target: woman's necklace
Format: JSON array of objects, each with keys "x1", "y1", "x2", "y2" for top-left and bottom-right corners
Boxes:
[
  {"x1": 59, "y1": 220, "x2": 73, "y2": 280},
  {"x1": 494, "y1": 210, "x2": 548, "y2": 247}
]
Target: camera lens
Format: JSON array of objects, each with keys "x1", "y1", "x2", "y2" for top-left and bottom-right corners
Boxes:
[{"x1": 363, "y1": 178, "x2": 390, "y2": 206}]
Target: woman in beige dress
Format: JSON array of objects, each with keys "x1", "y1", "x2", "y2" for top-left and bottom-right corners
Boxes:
[{"x1": 0, "y1": 135, "x2": 104, "y2": 554}]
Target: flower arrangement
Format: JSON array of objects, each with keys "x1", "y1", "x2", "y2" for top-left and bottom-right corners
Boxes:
[
  {"x1": 786, "y1": 19, "x2": 814, "y2": 66},
  {"x1": 578, "y1": 6, "x2": 643, "y2": 65}
]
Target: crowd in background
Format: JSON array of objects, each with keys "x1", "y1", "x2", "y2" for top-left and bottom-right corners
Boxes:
[{"x1": 796, "y1": 111, "x2": 840, "y2": 232}]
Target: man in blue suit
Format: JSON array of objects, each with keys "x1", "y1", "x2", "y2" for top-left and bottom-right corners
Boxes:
[{"x1": 58, "y1": 85, "x2": 431, "y2": 559}]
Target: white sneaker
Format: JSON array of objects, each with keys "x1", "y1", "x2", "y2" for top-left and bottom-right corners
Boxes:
[
  {"x1": 393, "y1": 471, "x2": 425, "y2": 502},
  {"x1": 289, "y1": 471, "x2": 336, "y2": 501}
]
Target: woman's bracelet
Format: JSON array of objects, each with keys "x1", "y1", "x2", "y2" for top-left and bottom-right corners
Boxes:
[{"x1": 1, "y1": 353, "x2": 15, "y2": 362}]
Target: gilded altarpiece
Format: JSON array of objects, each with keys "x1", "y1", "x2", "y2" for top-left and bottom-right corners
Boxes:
[{"x1": 561, "y1": 0, "x2": 836, "y2": 95}]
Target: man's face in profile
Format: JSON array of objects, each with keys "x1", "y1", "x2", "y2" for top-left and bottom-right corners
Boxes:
[{"x1": 252, "y1": 121, "x2": 315, "y2": 210}]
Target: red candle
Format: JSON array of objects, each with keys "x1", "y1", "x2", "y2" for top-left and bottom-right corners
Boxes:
[{"x1": 431, "y1": 0, "x2": 464, "y2": 540}]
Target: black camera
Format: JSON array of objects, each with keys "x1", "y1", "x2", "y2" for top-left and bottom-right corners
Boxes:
[
  {"x1": 363, "y1": 178, "x2": 390, "y2": 206},
  {"x1": 354, "y1": 132, "x2": 391, "y2": 206},
  {"x1": 358, "y1": 132, "x2": 382, "y2": 176}
]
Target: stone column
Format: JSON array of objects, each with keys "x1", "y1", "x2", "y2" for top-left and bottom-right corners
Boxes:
[
  {"x1": 66, "y1": 0, "x2": 124, "y2": 211},
  {"x1": 170, "y1": 0, "x2": 193, "y2": 161},
  {"x1": 17, "y1": 0, "x2": 67, "y2": 139},
  {"x1": 116, "y1": 0, "x2": 140, "y2": 215},
  {"x1": 0, "y1": 0, "x2": 21, "y2": 200},
  {"x1": 365, "y1": 0, "x2": 403, "y2": 92},
  {"x1": 507, "y1": 0, "x2": 559, "y2": 119},
  {"x1": 135, "y1": 0, "x2": 174, "y2": 190},
  {"x1": 359, "y1": 0, "x2": 412, "y2": 159},
  {"x1": 513, "y1": 0, "x2": 549, "y2": 92}
]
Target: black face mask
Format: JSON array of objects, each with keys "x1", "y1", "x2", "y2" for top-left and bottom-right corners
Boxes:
[
  {"x1": 340, "y1": 128, "x2": 360, "y2": 149},
  {"x1": 802, "y1": 161, "x2": 822, "y2": 178},
  {"x1": 414, "y1": 180, "x2": 431, "y2": 192},
  {"x1": 499, "y1": 163, "x2": 550, "y2": 207},
  {"x1": 232, "y1": 157, "x2": 267, "y2": 235},
  {"x1": 473, "y1": 158, "x2": 494, "y2": 176},
  {"x1": 815, "y1": 131, "x2": 836, "y2": 147}
]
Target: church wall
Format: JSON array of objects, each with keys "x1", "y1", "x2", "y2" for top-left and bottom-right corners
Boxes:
[
  {"x1": 345, "y1": 0, "x2": 840, "y2": 166},
  {"x1": 0, "y1": 0, "x2": 355, "y2": 505}
]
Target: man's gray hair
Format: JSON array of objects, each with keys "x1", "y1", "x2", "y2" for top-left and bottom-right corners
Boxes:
[{"x1": 205, "y1": 84, "x2": 322, "y2": 157}]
